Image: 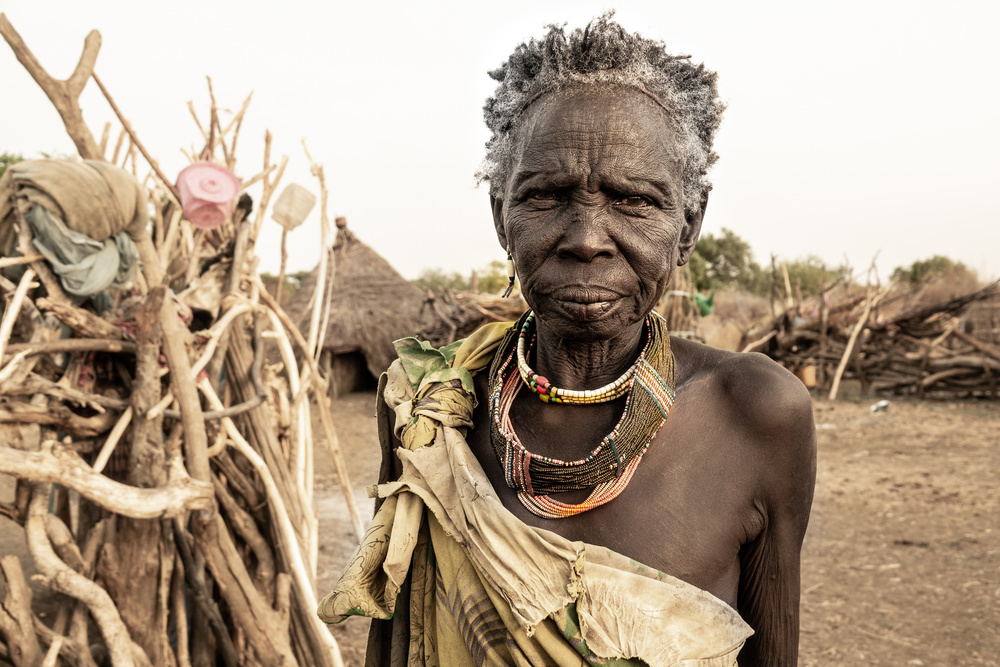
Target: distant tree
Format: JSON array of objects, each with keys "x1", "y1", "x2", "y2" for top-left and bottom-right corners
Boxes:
[
  {"x1": 0, "y1": 152, "x2": 24, "y2": 180},
  {"x1": 783, "y1": 255, "x2": 848, "y2": 298},
  {"x1": 286, "y1": 270, "x2": 312, "y2": 291},
  {"x1": 891, "y1": 255, "x2": 973, "y2": 285},
  {"x1": 475, "y1": 259, "x2": 512, "y2": 295},
  {"x1": 412, "y1": 268, "x2": 469, "y2": 293},
  {"x1": 690, "y1": 228, "x2": 765, "y2": 293}
]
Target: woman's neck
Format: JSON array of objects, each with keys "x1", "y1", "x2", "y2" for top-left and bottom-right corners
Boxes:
[{"x1": 531, "y1": 315, "x2": 646, "y2": 390}]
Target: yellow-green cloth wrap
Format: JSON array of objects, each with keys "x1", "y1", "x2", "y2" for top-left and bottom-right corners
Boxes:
[
  {"x1": 318, "y1": 320, "x2": 753, "y2": 666},
  {"x1": 393, "y1": 322, "x2": 511, "y2": 451}
]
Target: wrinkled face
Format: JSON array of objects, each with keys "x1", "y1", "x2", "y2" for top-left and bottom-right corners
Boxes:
[{"x1": 493, "y1": 85, "x2": 703, "y2": 342}]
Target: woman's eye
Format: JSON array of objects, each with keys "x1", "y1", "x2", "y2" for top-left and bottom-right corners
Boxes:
[{"x1": 617, "y1": 195, "x2": 651, "y2": 207}]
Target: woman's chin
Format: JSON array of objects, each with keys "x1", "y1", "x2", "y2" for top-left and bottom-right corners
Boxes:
[{"x1": 534, "y1": 298, "x2": 643, "y2": 341}]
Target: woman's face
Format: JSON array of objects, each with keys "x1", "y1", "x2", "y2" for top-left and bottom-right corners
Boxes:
[{"x1": 494, "y1": 85, "x2": 703, "y2": 342}]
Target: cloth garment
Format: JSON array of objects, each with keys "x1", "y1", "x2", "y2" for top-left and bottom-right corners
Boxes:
[
  {"x1": 318, "y1": 323, "x2": 753, "y2": 666},
  {"x1": 0, "y1": 159, "x2": 147, "y2": 297}
]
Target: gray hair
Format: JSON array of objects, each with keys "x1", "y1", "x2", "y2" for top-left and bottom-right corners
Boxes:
[{"x1": 479, "y1": 13, "x2": 725, "y2": 213}]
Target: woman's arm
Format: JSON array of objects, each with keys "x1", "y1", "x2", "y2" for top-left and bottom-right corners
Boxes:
[{"x1": 736, "y1": 366, "x2": 817, "y2": 666}]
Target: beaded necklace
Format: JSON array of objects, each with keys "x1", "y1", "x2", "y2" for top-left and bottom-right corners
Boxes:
[
  {"x1": 516, "y1": 313, "x2": 633, "y2": 404},
  {"x1": 488, "y1": 311, "x2": 676, "y2": 519}
]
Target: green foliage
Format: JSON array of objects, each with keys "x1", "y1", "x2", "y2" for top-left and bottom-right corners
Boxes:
[
  {"x1": 690, "y1": 228, "x2": 765, "y2": 293},
  {"x1": 259, "y1": 270, "x2": 312, "y2": 301},
  {"x1": 0, "y1": 152, "x2": 25, "y2": 180},
  {"x1": 783, "y1": 255, "x2": 848, "y2": 298},
  {"x1": 891, "y1": 255, "x2": 971, "y2": 285},
  {"x1": 412, "y1": 268, "x2": 469, "y2": 293},
  {"x1": 689, "y1": 229, "x2": 848, "y2": 298},
  {"x1": 412, "y1": 260, "x2": 515, "y2": 295},
  {"x1": 476, "y1": 259, "x2": 511, "y2": 294}
]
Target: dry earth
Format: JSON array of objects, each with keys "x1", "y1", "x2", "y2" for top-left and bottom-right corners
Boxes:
[
  {"x1": 2, "y1": 390, "x2": 996, "y2": 665},
  {"x1": 316, "y1": 390, "x2": 1000, "y2": 666}
]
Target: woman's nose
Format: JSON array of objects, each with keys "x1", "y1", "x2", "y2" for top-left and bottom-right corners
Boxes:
[{"x1": 555, "y1": 205, "x2": 616, "y2": 262}]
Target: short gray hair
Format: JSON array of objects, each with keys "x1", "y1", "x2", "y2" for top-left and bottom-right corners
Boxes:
[{"x1": 479, "y1": 13, "x2": 725, "y2": 213}]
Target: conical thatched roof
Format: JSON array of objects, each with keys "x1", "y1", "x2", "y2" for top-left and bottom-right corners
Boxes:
[{"x1": 287, "y1": 222, "x2": 425, "y2": 380}]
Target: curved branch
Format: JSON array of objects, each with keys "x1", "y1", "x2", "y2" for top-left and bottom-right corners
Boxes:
[
  {"x1": 3, "y1": 339, "x2": 137, "y2": 361},
  {"x1": 68, "y1": 31, "x2": 101, "y2": 94},
  {"x1": 0, "y1": 15, "x2": 102, "y2": 159},
  {"x1": 0, "y1": 443, "x2": 213, "y2": 519},
  {"x1": 26, "y1": 484, "x2": 150, "y2": 667}
]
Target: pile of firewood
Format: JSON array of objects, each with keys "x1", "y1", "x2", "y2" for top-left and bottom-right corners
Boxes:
[
  {"x1": 418, "y1": 289, "x2": 528, "y2": 346},
  {"x1": 744, "y1": 279, "x2": 1000, "y2": 400},
  {"x1": 0, "y1": 15, "x2": 357, "y2": 667}
]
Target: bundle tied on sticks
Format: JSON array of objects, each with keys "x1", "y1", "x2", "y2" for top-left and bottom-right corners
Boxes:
[{"x1": 0, "y1": 13, "x2": 359, "y2": 667}]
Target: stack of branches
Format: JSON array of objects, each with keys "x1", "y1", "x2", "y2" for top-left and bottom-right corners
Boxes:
[
  {"x1": 418, "y1": 262, "x2": 702, "y2": 348},
  {"x1": 418, "y1": 289, "x2": 527, "y2": 347},
  {"x1": 743, "y1": 272, "x2": 1000, "y2": 400},
  {"x1": 0, "y1": 16, "x2": 360, "y2": 667}
]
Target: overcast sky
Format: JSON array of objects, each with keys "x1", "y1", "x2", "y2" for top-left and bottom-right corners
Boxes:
[{"x1": 2, "y1": 0, "x2": 998, "y2": 284}]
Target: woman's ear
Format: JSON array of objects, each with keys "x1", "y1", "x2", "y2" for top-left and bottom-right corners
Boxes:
[
  {"x1": 490, "y1": 195, "x2": 508, "y2": 249},
  {"x1": 677, "y1": 193, "x2": 708, "y2": 266}
]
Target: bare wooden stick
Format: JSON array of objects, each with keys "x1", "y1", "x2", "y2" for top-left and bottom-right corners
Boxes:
[
  {"x1": 302, "y1": 142, "x2": 336, "y2": 362},
  {"x1": 186, "y1": 100, "x2": 209, "y2": 142},
  {"x1": 26, "y1": 484, "x2": 151, "y2": 667},
  {"x1": 190, "y1": 302, "x2": 253, "y2": 378},
  {"x1": 0, "y1": 14, "x2": 102, "y2": 159},
  {"x1": 111, "y1": 127, "x2": 127, "y2": 164},
  {"x1": 265, "y1": 310, "x2": 314, "y2": 562},
  {"x1": 3, "y1": 338, "x2": 137, "y2": 361},
  {"x1": 258, "y1": 284, "x2": 363, "y2": 539},
  {"x1": 0, "y1": 254, "x2": 44, "y2": 270},
  {"x1": 0, "y1": 267, "x2": 35, "y2": 365},
  {"x1": 158, "y1": 208, "x2": 183, "y2": 269},
  {"x1": 275, "y1": 227, "x2": 289, "y2": 305},
  {"x1": 40, "y1": 635, "x2": 64, "y2": 667},
  {"x1": 171, "y1": 520, "x2": 239, "y2": 667},
  {"x1": 91, "y1": 72, "x2": 182, "y2": 203},
  {"x1": 0, "y1": 401, "x2": 117, "y2": 438},
  {"x1": 828, "y1": 287, "x2": 889, "y2": 401},
  {"x1": 0, "y1": 350, "x2": 30, "y2": 385},
  {"x1": 1, "y1": 444, "x2": 213, "y2": 519},
  {"x1": 158, "y1": 293, "x2": 210, "y2": 483},
  {"x1": 225, "y1": 93, "x2": 253, "y2": 171},
  {"x1": 1, "y1": 374, "x2": 112, "y2": 412},
  {"x1": 197, "y1": 378, "x2": 344, "y2": 665},
  {"x1": 91, "y1": 406, "x2": 133, "y2": 473},
  {"x1": 16, "y1": 212, "x2": 69, "y2": 303},
  {"x1": 0, "y1": 555, "x2": 43, "y2": 667},
  {"x1": 238, "y1": 163, "x2": 276, "y2": 190},
  {"x1": 212, "y1": 475, "x2": 276, "y2": 602},
  {"x1": 99, "y1": 121, "x2": 111, "y2": 156},
  {"x1": 36, "y1": 296, "x2": 123, "y2": 339},
  {"x1": 170, "y1": 553, "x2": 191, "y2": 667}
]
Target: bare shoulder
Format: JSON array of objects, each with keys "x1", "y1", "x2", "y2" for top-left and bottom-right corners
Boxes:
[{"x1": 671, "y1": 336, "x2": 815, "y2": 458}]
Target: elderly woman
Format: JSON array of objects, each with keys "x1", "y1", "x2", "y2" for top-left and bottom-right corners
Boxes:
[{"x1": 320, "y1": 15, "x2": 816, "y2": 667}]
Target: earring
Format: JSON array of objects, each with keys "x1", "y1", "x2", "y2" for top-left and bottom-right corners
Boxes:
[{"x1": 502, "y1": 245, "x2": 515, "y2": 298}]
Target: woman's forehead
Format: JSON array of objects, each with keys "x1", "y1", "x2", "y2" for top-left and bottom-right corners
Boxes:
[{"x1": 510, "y1": 87, "x2": 683, "y2": 180}]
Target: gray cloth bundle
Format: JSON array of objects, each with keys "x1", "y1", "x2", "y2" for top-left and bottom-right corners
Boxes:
[{"x1": 0, "y1": 159, "x2": 149, "y2": 297}]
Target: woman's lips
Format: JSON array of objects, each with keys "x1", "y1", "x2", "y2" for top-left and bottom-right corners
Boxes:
[{"x1": 544, "y1": 287, "x2": 625, "y2": 320}]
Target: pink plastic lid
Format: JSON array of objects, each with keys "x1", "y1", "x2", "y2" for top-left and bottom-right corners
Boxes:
[{"x1": 176, "y1": 162, "x2": 240, "y2": 229}]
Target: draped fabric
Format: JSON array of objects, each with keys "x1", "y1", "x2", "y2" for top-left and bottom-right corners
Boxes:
[
  {"x1": 0, "y1": 159, "x2": 147, "y2": 298},
  {"x1": 318, "y1": 323, "x2": 752, "y2": 666}
]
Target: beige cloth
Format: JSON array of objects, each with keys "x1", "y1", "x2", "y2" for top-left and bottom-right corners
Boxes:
[
  {"x1": 0, "y1": 159, "x2": 149, "y2": 254},
  {"x1": 319, "y1": 325, "x2": 753, "y2": 666}
]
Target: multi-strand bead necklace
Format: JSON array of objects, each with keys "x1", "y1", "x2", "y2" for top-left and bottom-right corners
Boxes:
[{"x1": 488, "y1": 311, "x2": 676, "y2": 519}]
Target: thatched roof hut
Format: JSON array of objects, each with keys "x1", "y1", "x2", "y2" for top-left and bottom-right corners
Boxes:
[{"x1": 287, "y1": 220, "x2": 426, "y2": 395}]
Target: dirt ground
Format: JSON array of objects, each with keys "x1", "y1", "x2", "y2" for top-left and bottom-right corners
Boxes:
[
  {"x1": 2, "y1": 389, "x2": 996, "y2": 665},
  {"x1": 315, "y1": 389, "x2": 1000, "y2": 666}
]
